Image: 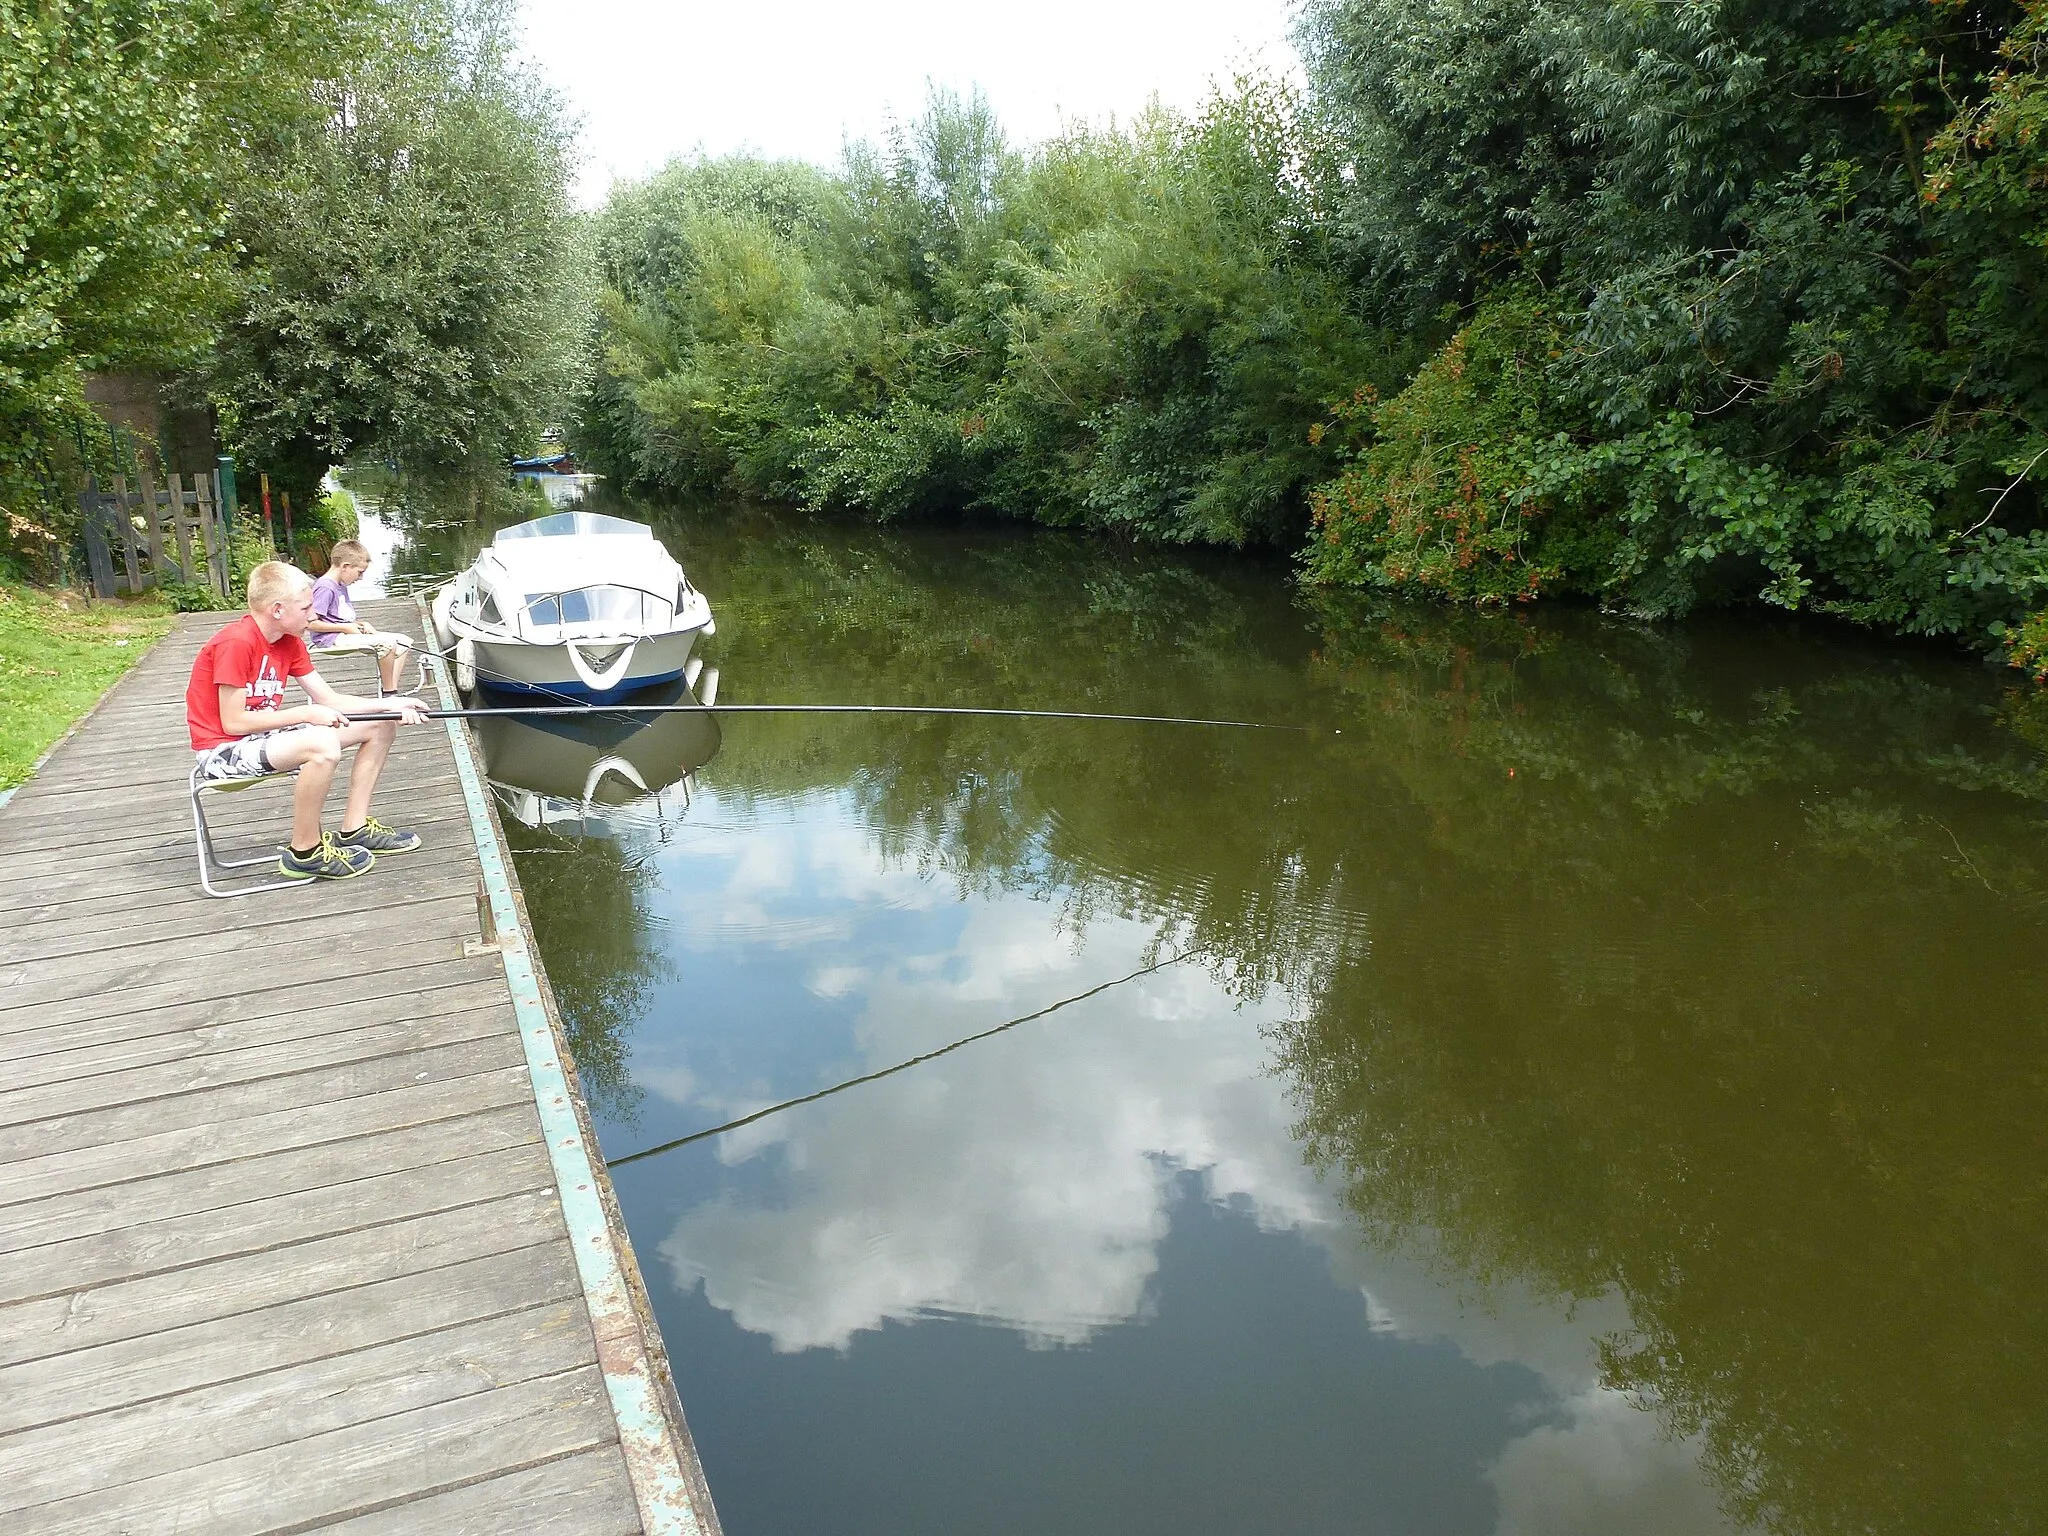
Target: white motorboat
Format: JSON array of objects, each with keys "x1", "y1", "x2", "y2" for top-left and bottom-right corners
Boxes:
[{"x1": 429, "y1": 511, "x2": 714, "y2": 700}]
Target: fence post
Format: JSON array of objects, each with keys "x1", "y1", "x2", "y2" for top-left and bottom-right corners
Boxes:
[
  {"x1": 281, "y1": 490, "x2": 295, "y2": 559},
  {"x1": 173, "y1": 480, "x2": 196, "y2": 580},
  {"x1": 215, "y1": 458, "x2": 237, "y2": 600},
  {"x1": 138, "y1": 465, "x2": 170, "y2": 592},
  {"x1": 79, "y1": 478, "x2": 118, "y2": 598},
  {"x1": 260, "y1": 472, "x2": 275, "y2": 549},
  {"x1": 112, "y1": 475, "x2": 142, "y2": 595}
]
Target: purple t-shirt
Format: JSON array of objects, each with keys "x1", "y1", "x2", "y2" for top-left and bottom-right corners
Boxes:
[{"x1": 309, "y1": 572, "x2": 353, "y2": 649}]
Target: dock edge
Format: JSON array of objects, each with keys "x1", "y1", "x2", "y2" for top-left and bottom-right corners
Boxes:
[{"x1": 417, "y1": 615, "x2": 720, "y2": 1536}]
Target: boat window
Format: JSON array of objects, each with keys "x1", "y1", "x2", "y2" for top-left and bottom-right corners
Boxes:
[
  {"x1": 494, "y1": 512, "x2": 651, "y2": 543},
  {"x1": 478, "y1": 593, "x2": 502, "y2": 625},
  {"x1": 519, "y1": 585, "x2": 671, "y2": 631}
]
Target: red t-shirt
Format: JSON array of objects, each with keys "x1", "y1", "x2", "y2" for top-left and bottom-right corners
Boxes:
[{"x1": 186, "y1": 615, "x2": 316, "y2": 750}]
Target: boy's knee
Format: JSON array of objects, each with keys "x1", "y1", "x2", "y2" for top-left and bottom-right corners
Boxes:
[{"x1": 281, "y1": 727, "x2": 342, "y2": 771}]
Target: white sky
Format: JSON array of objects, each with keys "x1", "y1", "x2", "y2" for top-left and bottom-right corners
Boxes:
[{"x1": 516, "y1": 0, "x2": 1304, "y2": 204}]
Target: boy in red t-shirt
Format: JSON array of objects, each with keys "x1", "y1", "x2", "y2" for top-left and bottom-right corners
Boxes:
[{"x1": 188, "y1": 560, "x2": 431, "y2": 880}]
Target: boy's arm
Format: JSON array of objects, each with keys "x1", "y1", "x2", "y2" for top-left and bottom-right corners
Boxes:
[
  {"x1": 300, "y1": 670, "x2": 428, "y2": 723},
  {"x1": 217, "y1": 682, "x2": 344, "y2": 734},
  {"x1": 306, "y1": 617, "x2": 357, "y2": 636}
]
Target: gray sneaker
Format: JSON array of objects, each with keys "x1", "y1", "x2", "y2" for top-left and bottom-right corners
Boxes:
[
  {"x1": 279, "y1": 833, "x2": 374, "y2": 880},
  {"x1": 335, "y1": 817, "x2": 422, "y2": 855}
]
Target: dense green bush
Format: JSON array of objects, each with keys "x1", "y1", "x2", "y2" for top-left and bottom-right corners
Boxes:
[
  {"x1": 578, "y1": 82, "x2": 1388, "y2": 547},
  {"x1": 578, "y1": 1, "x2": 2048, "y2": 667},
  {"x1": 1300, "y1": 0, "x2": 2048, "y2": 650}
]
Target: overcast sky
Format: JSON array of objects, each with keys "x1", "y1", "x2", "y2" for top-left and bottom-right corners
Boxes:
[{"x1": 516, "y1": 0, "x2": 1304, "y2": 204}]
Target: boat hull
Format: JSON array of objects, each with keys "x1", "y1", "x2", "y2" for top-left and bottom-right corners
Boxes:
[{"x1": 463, "y1": 626, "x2": 704, "y2": 702}]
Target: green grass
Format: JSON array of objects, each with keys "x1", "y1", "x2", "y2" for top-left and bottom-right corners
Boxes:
[{"x1": 0, "y1": 583, "x2": 175, "y2": 790}]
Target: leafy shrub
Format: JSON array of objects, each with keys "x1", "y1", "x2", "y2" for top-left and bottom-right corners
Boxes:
[{"x1": 1304, "y1": 288, "x2": 1581, "y2": 604}]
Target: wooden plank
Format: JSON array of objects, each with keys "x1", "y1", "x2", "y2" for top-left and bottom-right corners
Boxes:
[
  {"x1": 0, "y1": 1141, "x2": 552, "y2": 1305},
  {"x1": 0, "y1": 1298, "x2": 604, "y2": 1514},
  {"x1": 81, "y1": 487, "x2": 118, "y2": 597},
  {"x1": 203, "y1": 476, "x2": 227, "y2": 598},
  {"x1": 19, "y1": 1364, "x2": 618, "y2": 1536},
  {"x1": 0, "y1": 958, "x2": 506, "y2": 1063},
  {"x1": 0, "y1": 886, "x2": 475, "y2": 967},
  {"x1": 0, "y1": 1101, "x2": 539, "y2": 1256},
  {"x1": 0, "y1": 1055, "x2": 530, "y2": 1204},
  {"x1": 0, "y1": 779, "x2": 467, "y2": 853},
  {"x1": 0, "y1": 858, "x2": 474, "y2": 950},
  {"x1": 0, "y1": 1186, "x2": 563, "y2": 1368},
  {"x1": 2, "y1": 974, "x2": 505, "y2": 1073},
  {"x1": 173, "y1": 499, "x2": 195, "y2": 581},
  {"x1": 5, "y1": 976, "x2": 509, "y2": 1087},
  {"x1": 146, "y1": 470, "x2": 172, "y2": 584},
  {"x1": 2, "y1": 750, "x2": 457, "y2": 802},
  {"x1": 0, "y1": 909, "x2": 481, "y2": 1021},
  {"x1": 0, "y1": 1239, "x2": 583, "y2": 1437},
  {"x1": 0, "y1": 798, "x2": 471, "y2": 872},
  {"x1": 0, "y1": 1032, "x2": 526, "y2": 1167},
  {"x1": 309, "y1": 1445, "x2": 645, "y2": 1536},
  {"x1": 0, "y1": 785, "x2": 467, "y2": 851},
  {"x1": 0, "y1": 798, "x2": 473, "y2": 868},
  {"x1": 114, "y1": 476, "x2": 142, "y2": 594}
]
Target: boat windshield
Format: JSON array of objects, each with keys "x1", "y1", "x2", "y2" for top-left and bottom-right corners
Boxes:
[
  {"x1": 494, "y1": 511, "x2": 651, "y2": 543},
  {"x1": 521, "y1": 585, "x2": 675, "y2": 633}
]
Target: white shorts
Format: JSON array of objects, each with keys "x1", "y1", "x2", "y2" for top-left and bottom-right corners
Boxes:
[
  {"x1": 194, "y1": 727, "x2": 311, "y2": 782},
  {"x1": 315, "y1": 629, "x2": 413, "y2": 660}
]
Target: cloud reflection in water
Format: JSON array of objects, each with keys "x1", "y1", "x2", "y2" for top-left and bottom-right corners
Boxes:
[{"x1": 638, "y1": 787, "x2": 1743, "y2": 1533}]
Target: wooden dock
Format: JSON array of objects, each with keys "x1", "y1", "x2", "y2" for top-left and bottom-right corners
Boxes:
[{"x1": 0, "y1": 603, "x2": 719, "y2": 1534}]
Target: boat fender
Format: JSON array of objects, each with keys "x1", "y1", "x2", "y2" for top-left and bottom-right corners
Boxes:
[
  {"x1": 684, "y1": 657, "x2": 703, "y2": 691},
  {"x1": 455, "y1": 637, "x2": 477, "y2": 695},
  {"x1": 698, "y1": 666, "x2": 719, "y2": 708},
  {"x1": 565, "y1": 637, "x2": 639, "y2": 695}
]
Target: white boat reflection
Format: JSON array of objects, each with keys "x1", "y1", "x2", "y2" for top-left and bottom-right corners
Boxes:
[{"x1": 472, "y1": 671, "x2": 721, "y2": 839}]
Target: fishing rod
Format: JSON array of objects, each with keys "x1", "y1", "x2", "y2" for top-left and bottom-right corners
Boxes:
[
  {"x1": 609, "y1": 948, "x2": 1203, "y2": 1166},
  {"x1": 373, "y1": 618, "x2": 1302, "y2": 731},
  {"x1": 348, "y1": 701, "x2": 1299, "y2": 730}
]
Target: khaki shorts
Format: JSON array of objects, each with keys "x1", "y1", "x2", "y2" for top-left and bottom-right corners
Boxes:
[{"x1": 316, "y1": 629, "x2": 413, "y2": 660}]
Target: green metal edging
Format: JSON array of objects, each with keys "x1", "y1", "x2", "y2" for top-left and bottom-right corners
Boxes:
[{"x1": 423, "y1": 644, "x2": 709, "y2": 1536}]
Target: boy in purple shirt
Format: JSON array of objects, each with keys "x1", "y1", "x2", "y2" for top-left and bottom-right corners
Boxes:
[{"x1": 309, "y1": 539, "x2": 414, "y2": 694}]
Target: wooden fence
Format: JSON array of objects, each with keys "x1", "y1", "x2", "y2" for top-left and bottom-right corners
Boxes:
[{"x1": 79, "y1": 469, "x2": 233, "y2": 602}]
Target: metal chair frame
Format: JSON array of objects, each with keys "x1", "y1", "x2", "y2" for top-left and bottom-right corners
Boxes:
[{"x1": 190, "y1": 761, "x2": 301, "y2": 898}]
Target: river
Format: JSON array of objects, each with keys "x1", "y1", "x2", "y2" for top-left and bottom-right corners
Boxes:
[{"x1": 364, "y1": 473, "x2": 2048, "y2": 1536}]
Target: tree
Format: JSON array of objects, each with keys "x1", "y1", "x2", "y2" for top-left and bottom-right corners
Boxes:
[
  {"x1": 210, "y1": 0, "x2": 584, "y2": 502},
  {"x1": 1297, "y1": 0, "x2": 2048, "y2": 648},
  {"x1": 0, "y1": 0, "x2": 365, "y2": 553}
]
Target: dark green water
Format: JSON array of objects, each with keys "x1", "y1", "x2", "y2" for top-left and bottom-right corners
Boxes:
[{"x1": 377, "y1": 481, "x2": 2048, "y2": 1536}]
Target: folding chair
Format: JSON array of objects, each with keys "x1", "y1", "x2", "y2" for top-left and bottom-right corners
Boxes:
[{"x1": 190, "y1": 760, "x2": 301, "y2": 897}]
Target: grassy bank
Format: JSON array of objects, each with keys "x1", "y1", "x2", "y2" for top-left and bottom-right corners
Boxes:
[{"x1": 0, "y1": 584, "x2": 175, "y2": 791}]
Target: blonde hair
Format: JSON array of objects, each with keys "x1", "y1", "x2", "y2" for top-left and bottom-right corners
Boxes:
[
  {"x1": 246, "y1": 560, "x2": 312, "y2": 611},
  {"x1": 328, "y1": 539, "x2": 370, "y2": 568}
]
